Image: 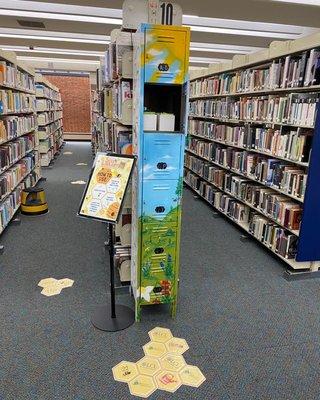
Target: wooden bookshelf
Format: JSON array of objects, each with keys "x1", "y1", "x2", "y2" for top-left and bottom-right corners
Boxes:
[
  {"x1": 186, "y1": 34, "x2": 320, "y2": 272},
  {"x1": 0, "y1": 49, "x2": 41, "y2": 237},
  {"x1": 35, "y1": 74, "x2": 64, "y2": 167}
]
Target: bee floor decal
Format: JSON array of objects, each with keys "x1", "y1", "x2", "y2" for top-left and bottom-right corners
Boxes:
[{"x1": 112, "y1": 327, "x2": 205, "y2": 398}]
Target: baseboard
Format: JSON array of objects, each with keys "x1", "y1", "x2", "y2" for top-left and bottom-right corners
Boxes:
[{"x1": 64, "y1": 133, "x2": 91, "y2": 141}]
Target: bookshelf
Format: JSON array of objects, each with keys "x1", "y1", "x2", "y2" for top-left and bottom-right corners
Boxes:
[
  {"x1": 35, "y1": 74, "x2": 64, "y2": 167},
  {"x1": 0, "y1": 50, "x2": 41, "y2": 236},
  {"x1": 186, "y1": 34, "x2": 320, "y2": 272},
  {"x1": 94, "y1": 29, "x2": 134, "y2": 285}
]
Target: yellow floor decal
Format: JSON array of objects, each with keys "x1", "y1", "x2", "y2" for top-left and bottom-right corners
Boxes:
[
  {"x1": 38, "y1": 277, "x2": 74, "y2": 297},
  {"x1": 112, "y1": 327, "x2": 206, "y2": 398},
  {"x1": 71, "y1": 180, "x2": 86, "y2": 185}
]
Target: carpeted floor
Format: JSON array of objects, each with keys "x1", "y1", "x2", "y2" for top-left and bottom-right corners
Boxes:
[{"x1": 1, "y1": 141, "x2": 320, "y2": 400}]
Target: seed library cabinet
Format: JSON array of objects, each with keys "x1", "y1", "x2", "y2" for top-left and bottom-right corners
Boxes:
[{"x1": 131, "y1": 24, "x2": 190, "y2": 321}]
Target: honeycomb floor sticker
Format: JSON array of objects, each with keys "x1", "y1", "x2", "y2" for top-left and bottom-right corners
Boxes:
[
  {"x1": 112, "y1": 327, "x2": 206, "y2": 398},
  {"x1": 38, "y1": 277, "x2": 74, "y2": 297}
]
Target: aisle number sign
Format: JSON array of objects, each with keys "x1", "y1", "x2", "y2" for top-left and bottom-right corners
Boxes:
[
  {"x1": 122, "y1": 0, "x2": 182, "y2": 29},
  {"x1": 78, "y1": 153, "x2": 135, "y2": 224}
]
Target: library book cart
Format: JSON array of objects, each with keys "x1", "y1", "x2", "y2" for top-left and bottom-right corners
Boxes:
[
  {"x1": 185, "y1": 34, "x2": 320, "y2": 276},
  {"x1": 0, "y1": 49, "x2": 42, "y2": 252}
]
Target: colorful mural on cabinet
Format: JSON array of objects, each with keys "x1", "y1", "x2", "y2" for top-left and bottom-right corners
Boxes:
[{"x1": 131, "y1": 24, "x2": 190, "y2": 321}]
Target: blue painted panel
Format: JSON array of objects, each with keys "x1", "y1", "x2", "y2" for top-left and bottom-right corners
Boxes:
[
  {"x1": 297, "y1": 102, "x2": 320, "y2": 261},
  {"x1": 143, "y1": 133, "x2": 183, "y2": 180},
  {"x1": 142, "y1": 180, "x2": 179, "y2": 223}
]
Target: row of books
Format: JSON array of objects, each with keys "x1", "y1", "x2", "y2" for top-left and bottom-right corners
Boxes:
[
  {"x1": 0, "y1": 134, "x2": 36, "y2": 171},
  {"x1": 227, "y1": 175, "x2": 302, "y2": 231},
  {"x1": 35, "y1": 84, "x2": 61, "y2": 102},
  {"x1": 185, "y1": 153, "x2": 302, "y2": 231},
  {"x1": 184, "y1": 170, "x2": 298, "y2": 259},
  {"x1": 187, "y1": 138, "x2": 307, "y2": 199},
  {"x1": 16, "y1": 69, "x2": 35, "y2": 93},
  {"x1": 92, "y1": 117, "x2": 109, "y2": 153},
  {"x1": 189, "y1": 120, "x2": 312, "y2": 163},
  {"x1": 38, "y1": 119, "x2": 63, "y2": 137},
  {"x1": 37, "y1": 111, "x2": 63, "y2": 126},
  {"x1": 0, "y1": 154, "x2": 36, "y2": 200},
  {"x1": 111, "y1": 123, "x2": 132, "y2": 155},
  {"x1": 102, "y1": 31, "x2": 133, "y2": 85},
  {"x1": 36, "y1": 98, "x2": 62, "y2": 113},
  {"x1": 112, "y1": 80, "x2": 132, "y2": 122},
  {"x1": 0, "y1": 163, "x2": 39, "y2": 233},
  {"x1": 190, "y1": 48, "x2": 320, "y2": 97},
  {"x1": 0, "y1": 114, "x2": 37, "y2": 144},
  {"x1": 0, "y1": 90, "x2": 35, "y2": 115},
  {"x1": 0, "y1": 62, "x2": 35, "y2": 93},
  {"x1": 189, "y1": 93, "x2": 319, "y2": 127}
]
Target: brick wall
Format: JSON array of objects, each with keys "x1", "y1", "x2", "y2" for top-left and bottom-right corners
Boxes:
[{"x1": 45, "y1": 74, "x2": 91, "y2": 138}]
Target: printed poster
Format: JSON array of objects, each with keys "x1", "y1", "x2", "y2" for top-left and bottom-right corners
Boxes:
[{"x1": 78, "y1": 152, "x2": 135, "y2": 223}]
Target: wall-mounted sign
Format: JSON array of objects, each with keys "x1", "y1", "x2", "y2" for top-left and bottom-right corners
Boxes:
[{"x1": 78, "y1": 153, "x2": 135, "y2": 224}]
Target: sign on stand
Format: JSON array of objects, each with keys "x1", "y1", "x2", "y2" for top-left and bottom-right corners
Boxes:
[
  {"x1": 78, "y1": 152, "x2": 136, "y2": 332},
  {"x1": 78, "y1": 152, "x2": 135, "y2": 224}
]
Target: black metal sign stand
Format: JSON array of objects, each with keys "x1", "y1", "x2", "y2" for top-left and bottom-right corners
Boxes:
[{"x1": 91, "y1": 223, "x2": 135, "y2": 332}]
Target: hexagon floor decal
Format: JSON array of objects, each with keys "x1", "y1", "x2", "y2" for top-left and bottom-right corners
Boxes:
[
  {"x1": 112, "y1": 327, "x2": 206, "y2": 398},
  {"x1": 38, "y1": 277, "x2": 74, "y2": 297}
]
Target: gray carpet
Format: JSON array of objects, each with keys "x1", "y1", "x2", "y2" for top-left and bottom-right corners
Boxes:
[{"x1": 1, "y1": 141, "x2": 320, "y2": 400}]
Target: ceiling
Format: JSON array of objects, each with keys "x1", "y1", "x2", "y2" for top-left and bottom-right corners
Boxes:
[{"x1": 0, "y1": 0, "x2": 320, "y2": 72}]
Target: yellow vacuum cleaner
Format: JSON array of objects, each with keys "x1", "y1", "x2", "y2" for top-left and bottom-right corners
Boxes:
[{"x1": 21, "y1": 187, "x2": 48, "y2": 215}]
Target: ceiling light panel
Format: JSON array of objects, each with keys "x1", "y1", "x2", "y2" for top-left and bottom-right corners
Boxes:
[
  {"x1": 0, "y1": 45, "x2": 104, "y2": 57},
  {"x1": 190, "y1": 42, "x2": 263, "y2": 54},
  {"x1": 0, "y1": 0, "x2": 122, "y2": 18},
  {"x1": 272, "y1": 0, "x2": 320, "y2": 4},
  {"x1": 0, "y1": 10, "x2": 122, "y2": 25},
  {"x1": 189, "y1": 57, "x2": 227, "y2": 64},
  {"x1": 0, "y1": 28, "x2": 110, "y2": 44},
  {"x1": 17, "y1": 56, "x2": 100, "y2": 64}
]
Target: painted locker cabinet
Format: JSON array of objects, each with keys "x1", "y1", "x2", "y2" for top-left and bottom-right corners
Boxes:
[{"x1": 131, "y1": 24, "x2": 190, "y2": 321}]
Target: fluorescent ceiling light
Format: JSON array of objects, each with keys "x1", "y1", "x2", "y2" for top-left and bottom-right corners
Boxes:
[
  {"x1": 0, "y1": 33, "x2": 106, "y2": 44},
  {"x1": 188, "y1": 25, "x2": 299, "y2": 39},
  {"x1": 190, "y1": 42, "x2": 263, "y2": 54},
  {"x1": 17, "y1": 56, "x2": 100, "y2": 64},
  {"x1": 0, "y1": 10, "x2": 122, "y2": 25},
  {"x1": 183, "y1": 14, "x2": 199, "y2": 18},
  {"x1": 272, "y1": 0, "x2": 320, "y2": 4},
  {"x1": 190, "y1": 46, "x2": 248, "y2": 54},
  {"x1": 0, "y1": 45, "x2": 104, "y2": 57},
  {"x1": 189, "y1": 57, "x2": 226, "y2": 64},
  {"x1": 0, "y1": 28, "x2": 109, "y2": 44},
  {"x1": 0, "y1": 0, "x2": 123, "y2": 18}
]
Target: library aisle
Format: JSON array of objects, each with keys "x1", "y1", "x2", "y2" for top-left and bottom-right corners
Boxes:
[{"x1": 0, "y1": 142, "x2": 320, "y2": 398}]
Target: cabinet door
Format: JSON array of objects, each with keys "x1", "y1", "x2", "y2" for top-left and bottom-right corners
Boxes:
[
  {"x1": 144, "y1": 27, "x2": 188, "y2": 84},
  {"x1": 140, "y1": 223, "x2": 178, "y2": 305},
  {"x1": 141, "y1": 180, "x2": 180, "y2": 223},
  {"x1": 143, "y1": 133, "x2": 183, "y2": 180}
]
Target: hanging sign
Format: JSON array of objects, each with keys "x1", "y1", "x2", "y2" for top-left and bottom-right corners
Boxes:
[
  {"x1": 78, "y1": 153, "x2": 135, "y2": 224},
  {"x1": 122, "y1": 0, "x2": 182, "y2": 29}
]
